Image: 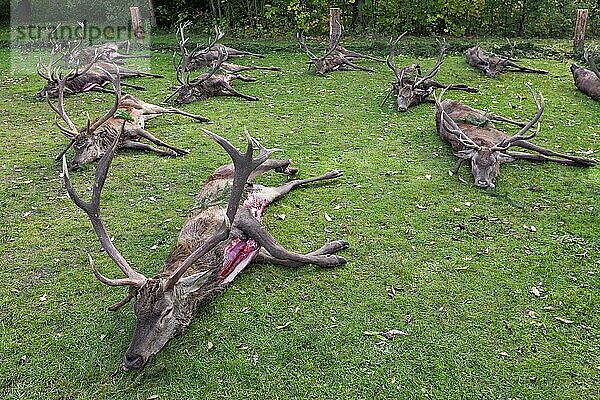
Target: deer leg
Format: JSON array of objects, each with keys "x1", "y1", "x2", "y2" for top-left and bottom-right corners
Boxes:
[
  {"x1": 489, "y1": 115, "x2": 527, "y2": 127},
  {"x1": 248, "y1": 159, "x2": 298, "y2": 180},
  {"x1": 120, "y1": 82, "x2": 146, "y2": 91},
  {"x1": 506, "y1": 150, "x2": 597, "y2": 167},
  {"x1": 253, "y1": 240, "x2": 349, "y2": 267},
  {"x1": 451, "y1": 158, "x2": 465, "y2": 175},
  {"x1": 140, "y1": 104, "x2": 209, "y2": 122},
  {"x1": 121, "y1": 140, "x2": 179, "y2": 156},
  {"x1": 231, "y1": 74, "x2": 257, "y2": 82},
  {"x1": 253, "y1": 170, "x2": 343, "y2": 204},
  {"x1": 222, "y1": 82, "x2": 259, "y2": 101},
  {"x1": 511, "y1": 140, "x2": 596, "y2": 166},
  {"x1": 236, "y1": 211, "x2": 346, "y2": 268},
  {"x1": 130, "y1": 128, "x2": 189, "y2": 155},
  {"x1": 343, "y1": 60, "x2": 375, "y2": 72},
  {"x1": 380, "y1": 88, "x2": 393, "y2": 106}
]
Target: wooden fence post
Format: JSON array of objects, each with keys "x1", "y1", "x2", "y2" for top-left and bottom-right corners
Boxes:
[
  {"x1": 130, "y1": 6, "x2": 144, "y2": 45},
  {"x1": 329, "y1": 8, "x2": 341, "y2": 46},
  {"x1": 573, "y1": 9, "x2": 588, "y2": 53}
]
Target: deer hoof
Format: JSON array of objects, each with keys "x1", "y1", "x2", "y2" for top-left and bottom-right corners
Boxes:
[{"x1": 326, "y1": 170, "x2": 344, "y2": 179}]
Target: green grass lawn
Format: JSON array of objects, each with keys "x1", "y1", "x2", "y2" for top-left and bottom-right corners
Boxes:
[{"x1": 0, "y1": 34, "x2": 598, "y2": 399}]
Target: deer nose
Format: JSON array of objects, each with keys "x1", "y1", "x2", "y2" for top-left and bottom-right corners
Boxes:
[
  {"x1": 476, "y1": 180, "x2": 491, "y2": 188},
  {"x1": 123, "y1": 354, "x2": 145, "y2": 370}
]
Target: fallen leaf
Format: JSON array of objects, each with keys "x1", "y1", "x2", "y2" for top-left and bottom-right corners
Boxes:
[
  {"x1": 530, "y1": 287, "x2": 541, "y2": 297},
  {"x1": 150, "y1": 245, "x2": 158, "y2": 250},
  {"x1": 555, "y1": 317, "x2": 573, "y2": 324},
  {"x1": 39, "y1": 294, "x2": 47, "y2": 302},
  {"x1": 236, "y1": 343, "x2": 249, "y2": 350},
  {"x1": 526, "y1": 310, "x2": 537, "y2": 319},
  {"x1": 499, "y1": 351, "x2": 510, "y2": 358},
  {"x1": 324, "y1": 213, "x2": 332, "y2": 222},
  {"x1": 99, "y1": 334, "x2": 106, "y2": 341},
  {"x1": 274, "y1": 213, "x2": 286, "y2": 220},
  {"x1": 147, "y1": 396, "x2": 159, "y2": 400},
  {"x1": 276, "y1": 321, "x2": 292, "y2": 330},
  {"x1": 452, "y1": 207, "x2": 461, "y2": 212},
  {"x1": 425, "y1": 174, "x2": 432, "y2": 180},
  {"x1": 251, "y1": 353, "x2": 259, "y2": 366},
  {"x1": 207, "y1": 341, "x2": 214, "y2": 351},
  {"x1": 381, "y1": 329, "x2": 407, "y2": 340}
]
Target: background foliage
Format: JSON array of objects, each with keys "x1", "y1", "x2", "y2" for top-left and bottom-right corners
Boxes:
[
  {"x1": 147, "y1": 0, "x2": 600, "y2": 37},
  {"x1": 2, "y1": 0, "x2": 600, "y2": 38}
]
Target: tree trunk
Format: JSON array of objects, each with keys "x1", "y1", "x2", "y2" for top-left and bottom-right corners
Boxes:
[
  {"x1": 329, "y1": 8, "x2": 341, "y2": 48},
  {"x1": 573, "y1": 9, "x2": 588, "y2": 53}
]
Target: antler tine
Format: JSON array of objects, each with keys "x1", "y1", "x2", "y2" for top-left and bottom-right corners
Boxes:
[
  {"x1": 386, "y1": 32, "x2": 407, "y2": 82},
  {"x1": 323, "y1": 20, "x2": 344, "y2": 59},
  {"x1": 46, "y1": 73, "x2": 79, "y2": 138},
  {"x1": 434, "y1": 88, "x2": 482, "y2": 150},
  {"x1": 414, "y1": 39, "x2": 446, "y2": 87},
  {"x1": 584, "y1": 48, "x2": 600, "y2": 80},
  {"x1": 175, "y1": 21, "x2": 192, "y2": 85},
  {"x1": 297, "y1": 31, "x2": 316, "y2": 59},
  {"x1": 62, "y1": 123, "x2": 147, "y2": 288},
  {"x1": 491, "y1": 85, "x2": 544, "y2": 151},
  {"x1": 88, "y1": 65, "x2": 122, "y2": 132},
  {"x1": 164, "y1": 129, "x2": 280, "y2": 291}
]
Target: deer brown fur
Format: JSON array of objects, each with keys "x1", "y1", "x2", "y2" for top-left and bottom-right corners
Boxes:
[
  {"x1": 62, "y1": 128, "x2": 348, "y2": 370},
  {"x1": 571, "y1": 49, "x2": 600, "y2": 101},
  {"x1": 465, "y1": 45, "x2": 548, "y2": 78}
]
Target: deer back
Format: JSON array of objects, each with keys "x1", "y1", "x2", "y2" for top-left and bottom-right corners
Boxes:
[
  {"x1": 436, "y1": 100, "x2": 510, "y2": 151},
  {"x1": 571, "y1": 63, "x2": 600, "y2": 100}
]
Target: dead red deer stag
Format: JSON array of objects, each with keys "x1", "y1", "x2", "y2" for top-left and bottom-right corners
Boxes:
[
  {"x1": 465, "y1": 45, "x2": 548, "y2": 78},
  {"x1": 48, "y1": 66, "x2": 207, "y2": 170},
  {"x1": 62, "y1": 127, "x2": 348, "y2": 370},
  {"x1": 435, "y1": 86, "x2": 596, "y2": 188},
  {"x1": 298, "y1": 22, "x2": 376, "y2": 75},
  {"x1": 182, "y1": 25, "x2": 269, "y2": 71},
  {"x1": 382, "y1": 35, "x2": 477, "y2": 111},
  {"x1": 166, "y1": 22, "x2": 261, "y2": 104},
  {"x1": 571, "y1": 49, "x2": 600, "y2": 101},
  {"x1": 36, "y1": 43, "x2": 163, "y2": 99}
]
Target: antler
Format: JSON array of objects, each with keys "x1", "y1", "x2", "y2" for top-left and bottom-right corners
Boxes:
[
  {"x1": 297, "y1": 31, "x2": 316, "y2": 59},
  {"x1": 584, "y1": 48, "x2": 600, "y2": 81},
  {"x1": 386, "y1": 32, "x2": 408, "y2": 83},
  {"x1": 88, "y1": 65, "x2": 122, "y2": 132},
  {"x1": 191, "y1": 25, "x2": 225, "y2": 58},
  {"x1": 174, "y1": 21, "x2": 193, "y2": 85},
  {"x1": 434, "y1": 88, "x2": 482, "y2": 150},
  {"x1": 46, "y1": 69, "x2": 80, "y2": 159},
  {"x1": 322, "y1": 20, "x2": 344, "y2": 60},
  {"x1": 62, "y1": 125, "x2": 147, "y2": 293},
  {"x1": 491, "y1": 85, "x2": 544, "y2": 151},
  {"x1": 163, "y1": 129, "x2": 280, "y2": 291},
  {"x1": 193, "y1": 46, "x2": 228, "y2": 85},
  {"x1": 413, "y1": 39, "x2": 446, "y2": 88}
]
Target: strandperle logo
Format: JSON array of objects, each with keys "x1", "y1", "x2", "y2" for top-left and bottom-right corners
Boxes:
[{"x1": 13, "y1": 22, "x2": 136, "y2": 44}]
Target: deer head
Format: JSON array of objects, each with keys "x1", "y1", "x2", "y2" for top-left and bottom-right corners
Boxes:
[
  {"x1": 435, "y1": 86, "x2": 544, "y2": 188},
  {"x1": 167, "y1": 23, "x2": 228, "y2": 105},
  {"x1": 63, "y1": 126, "x2": 278, "y2": 370},
  {"x1": 48, "y1": 65, "x2": 121, "y2": 170}
]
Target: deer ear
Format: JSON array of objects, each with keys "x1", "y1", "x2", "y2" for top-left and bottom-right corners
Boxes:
[
  {"x1": 454, "y1": 149, "x2": 475, "y2": 159},
  {"x1": 175, "y1": 270, "x2": 213, "y2": 296}
]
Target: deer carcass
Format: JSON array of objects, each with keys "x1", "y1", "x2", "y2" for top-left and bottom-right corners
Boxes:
[
  {"x1": 435, "y1": 86, "x2": 596, "y2": 188},
  {"x1": 382, "y1": 34, "x2": 477, "y2": 111},
  {"x1": 182, "y1": 25, "x2": 267, "y2": 71},
  {"x1": 465, "y1": 45, "x2": 548, "y2": 78},
  {"x1": 48, "y1": 67, "x2": 207, "y2": 170},
  {"x1": 167, "y1": 22, "x2": 264, "y2": 104},
  {"x1": 36, "y1": 49, "x2": 163, "y2": 99},
  {"x1": 571, "y1": 49, "x2": 600, "y2": 101},
  {"x1": 62, "y1": 128, "x2": 348, "y2": 370},
  {"x1": 298, "y1": 22, "x2": 377, "y2": 75}
]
